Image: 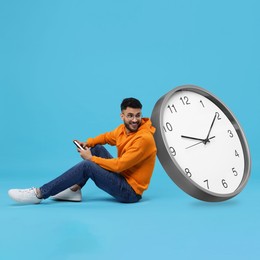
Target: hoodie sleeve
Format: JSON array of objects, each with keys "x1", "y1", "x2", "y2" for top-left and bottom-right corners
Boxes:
[
  {"x1": 86, "y1": 127, "x2": 119, "y2": 147},
  {"x1": 90, "y1": 134, "x2": 155, "y2": 173}
]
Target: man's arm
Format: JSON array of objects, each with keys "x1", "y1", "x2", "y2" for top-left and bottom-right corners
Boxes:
[
  {"x1": 75, "y1": 128, "x2": 118, "y2": 160},
  {"x1": 87, "y1": 128, "x2": 118, "y2": 147},
  {"x1": 91, "y1": 136, "x2": 156, "y2": 173}
]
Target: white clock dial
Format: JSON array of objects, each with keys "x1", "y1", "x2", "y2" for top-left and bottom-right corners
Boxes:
[
  {"x1": 162, "y1": 90, "x2": 244, "y2": 194},
  {"x1": 151, "y1": 85, "x2": 251, "y2": 202}
]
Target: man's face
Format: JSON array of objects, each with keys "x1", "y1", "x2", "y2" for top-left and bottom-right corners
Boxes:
[{"x1": 121, "y1": 107, "x2": 142, "y2": 133}]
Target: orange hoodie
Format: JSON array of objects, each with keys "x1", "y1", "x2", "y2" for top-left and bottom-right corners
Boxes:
[{"x1": 86, "y1": 118, "x2": 157, "y2": 195}]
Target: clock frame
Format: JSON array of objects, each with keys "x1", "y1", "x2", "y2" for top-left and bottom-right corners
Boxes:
[{"x1": 151, "y1": 85, "x2": 251, "y2": 202}]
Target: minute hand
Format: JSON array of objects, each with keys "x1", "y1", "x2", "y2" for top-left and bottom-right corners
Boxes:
[{"x1": 204, "y1": 113, "x2": 217, "y2": 143}]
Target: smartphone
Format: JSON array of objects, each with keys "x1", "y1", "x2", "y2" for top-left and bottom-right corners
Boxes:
[{"x1": 73, "y1": 140, "x2": 85, "y2": 150}]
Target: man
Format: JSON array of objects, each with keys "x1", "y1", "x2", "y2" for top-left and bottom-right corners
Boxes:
[{"x1": 8, "y1": 98, "x2": 157, "y2": 204}]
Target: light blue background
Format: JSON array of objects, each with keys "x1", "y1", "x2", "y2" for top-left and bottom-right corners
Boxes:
[{"x1": 1, "y1": 1, "x2": 259, "y2": 259}]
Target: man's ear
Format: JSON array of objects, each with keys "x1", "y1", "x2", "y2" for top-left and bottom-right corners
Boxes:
[{"x1": 120, "y1": 113, "x2": 124, "y2": 120}]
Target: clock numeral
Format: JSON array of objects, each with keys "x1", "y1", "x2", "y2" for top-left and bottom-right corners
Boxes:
[
  {"x1": 235, "y1": 150, "x2": 239, "y2": 157},
  {"x1": 215, "y1": 112, "x2": 221, "y2": 120},
  {"x1": 185, "y1": 168, "x2": 192, "y2": 178},
  {"x1": 169, "y1": 146, "x2": 176, "y2": 156},
  {"x1": 167, "y1": 104, "x2": 177, "y2": 113},
  {"x1": 222, "y1": 179, "x2": 228, "y2": 188},
  {"x1": 163, "y1": 122, "x2": 173, "y2": 132},
  {"x1": 200, "y1": 100, "x2": 205, "y2": 108},
  {"x1": 204, "y1": 179, "x2": 209, "y2": 189},
  {"x1": 232, "y1": 167, "x2": 238, "y2": 176},
  {"x1": 228, "y1": 130, "x2": 234, "y2": 138},
  {"x1": 180, "y1": 96, "x2": 191, "y2": 106}
]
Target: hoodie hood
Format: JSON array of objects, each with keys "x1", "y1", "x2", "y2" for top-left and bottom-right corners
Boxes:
[{"x1": 139, "y1": 117, "x2": 156, "y2": 134}]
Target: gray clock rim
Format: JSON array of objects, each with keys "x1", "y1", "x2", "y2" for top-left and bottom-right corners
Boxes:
[{"x1": 151, "y1": 84, "x2": 251, "y2": 202}]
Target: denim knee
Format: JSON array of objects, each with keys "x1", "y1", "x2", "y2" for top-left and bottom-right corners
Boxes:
[{"x1": 90, "y1": 145, "x2": 113, "y2": 159}]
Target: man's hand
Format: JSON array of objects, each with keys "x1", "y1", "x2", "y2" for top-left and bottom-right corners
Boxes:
[
  {"x1": 78, "y1": 147, "x2": 92, "y2": 160},
  {"x1": 74, "y1": 140, "x2": 92, "y2": 160},
  {"x1": 75, "y1": 140, "x2": 87, "y2": 149}
]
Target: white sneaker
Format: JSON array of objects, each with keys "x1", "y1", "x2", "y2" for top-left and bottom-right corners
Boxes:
[
  {"x1": 8, "y1": 188, "x2": 42, "y2": 204},
  {"x1": 51, "y1": 188, "x2": 82, "y2": 202}
]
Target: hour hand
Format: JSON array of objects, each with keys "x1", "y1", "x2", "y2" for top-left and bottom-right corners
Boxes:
[{"x1": 181, "y1": 135, "x2": 205, "y2": 142}]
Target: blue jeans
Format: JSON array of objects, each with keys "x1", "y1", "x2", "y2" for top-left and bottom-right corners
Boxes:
[{"x1": 40, "y1": 145, "x2": 142, "y2": 203}]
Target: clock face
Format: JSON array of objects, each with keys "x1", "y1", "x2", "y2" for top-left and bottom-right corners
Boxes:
[{"x1": 152, "y1": 85, "x2": 251, "y2": 201}]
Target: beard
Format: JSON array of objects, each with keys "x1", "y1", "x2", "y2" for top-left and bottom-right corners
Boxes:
[{"x1": 124, "y1": 120, "x2": 141, "y2": 133}]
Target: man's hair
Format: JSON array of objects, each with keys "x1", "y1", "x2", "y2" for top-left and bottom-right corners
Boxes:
[{"x1": 120, "y1": 97, "x2": 142, "y2": 111}]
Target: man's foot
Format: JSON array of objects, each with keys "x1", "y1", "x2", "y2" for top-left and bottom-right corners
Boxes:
[
  {"x1": 51, "y1": 188, "x2": 82, "y2": 202},
  {"x1": 8, "y1": 188, "x2": 42, "y2": 204}
]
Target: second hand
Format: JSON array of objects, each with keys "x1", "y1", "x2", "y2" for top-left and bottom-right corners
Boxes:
[{"x1": 185, "y1": 136, "x2": 216, "y2": 149}]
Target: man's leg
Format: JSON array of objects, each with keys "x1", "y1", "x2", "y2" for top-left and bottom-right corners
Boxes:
[
  {"x1": 40, "y1": 145, "x2": 141, "y2": 203},
  {"x1": 47, "y1": 145, "x2": 114, "y2": 196},
  {"x1": 75, "y1": 144, "x2": 113, "y2": 189}
]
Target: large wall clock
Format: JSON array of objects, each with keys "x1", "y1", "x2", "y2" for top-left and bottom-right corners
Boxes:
[{"x1": 151, "y1": 85, "x2": 251, "y2": 202}]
